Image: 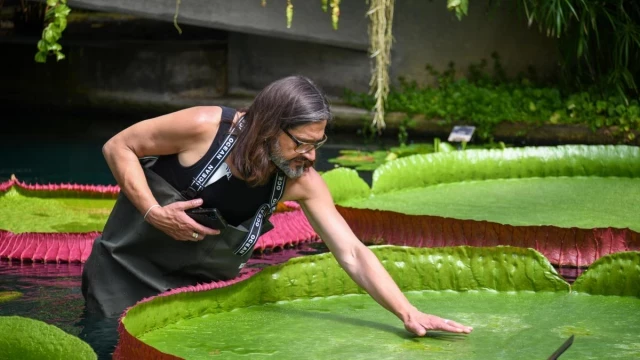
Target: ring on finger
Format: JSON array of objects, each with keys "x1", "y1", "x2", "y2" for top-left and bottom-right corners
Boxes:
[
  {"x1": 192, "y1": 231, "x2": 199, "y2": 239},
  {"x1": 444, "y1": 319, "x2": 450, "y2": 324}
]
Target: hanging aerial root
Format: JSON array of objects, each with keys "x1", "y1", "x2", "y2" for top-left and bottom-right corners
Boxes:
[{"x1": 367, "y1": 0, "x2": 395, "y2": 132}]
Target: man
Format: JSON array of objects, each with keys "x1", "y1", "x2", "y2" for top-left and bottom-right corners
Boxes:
[{"x1": 82, "y1": 75, "x2": 473, "y2": 338}]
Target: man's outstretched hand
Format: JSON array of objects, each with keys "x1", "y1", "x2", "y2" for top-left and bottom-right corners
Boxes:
[{"x1": 403, "y1": 309, "x2": 473, "y2": 335}]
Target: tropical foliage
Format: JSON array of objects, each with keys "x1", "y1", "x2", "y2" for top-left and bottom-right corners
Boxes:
[{"x1": 345, "y1": 55, "x2": 640, "y2": 141}]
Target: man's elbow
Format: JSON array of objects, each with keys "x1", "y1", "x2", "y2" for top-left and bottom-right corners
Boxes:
[{"x1": 102, "y1": 139, "x2": 114, "y2": 160}]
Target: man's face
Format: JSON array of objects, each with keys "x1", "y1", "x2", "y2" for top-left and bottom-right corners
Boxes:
[{"x1": 269, "y1": 121, "x2": 327, "y2": 178}]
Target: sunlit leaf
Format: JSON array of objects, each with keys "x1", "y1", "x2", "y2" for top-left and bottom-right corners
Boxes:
[{"x1": 34, "y1": 52, "x2": 48, "y2": 63}]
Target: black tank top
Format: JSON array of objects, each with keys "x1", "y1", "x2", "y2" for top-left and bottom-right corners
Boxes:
[{"x1": 151, "y1": 106, "x2": 276, "y2": 226}]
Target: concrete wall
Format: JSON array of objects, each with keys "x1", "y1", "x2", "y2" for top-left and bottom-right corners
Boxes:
[
  {"x1": 1, "y1": 38, "x2": 227, "y2": 110},
  {"x1": 228, "y1": 32, "x2": 371, "y2": 95},
  {"x1": 391, "y1": 0, "x2": 558, "y2": 83},
  {"x1": 2, "y1": 0, "x2": 559, "y2": 112},
  {"x1": 67, "y1": 0, "x2": 370, "y2": 50},
  {"x1": 65, "y1": 0, "x2": 559, "y2": 96}
]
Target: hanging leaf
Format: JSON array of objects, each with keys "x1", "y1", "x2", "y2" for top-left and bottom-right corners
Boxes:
[
  {"x1": 54, "y1": 4, "x2": 71, "y2": 17},
  {"x1": 34, "y1": 52, "x2": 48, "y2": 63},
  {"x1": 331, "y1": 0, "x2": 340, "y2": 30},
  {"x1": 36, "y1": 40, "x2": 48, "y2": 52},
  {"x1": 286, "y1": 0, "x2": 293, "y2": 28},
  {"x1": 55, "y1": 16, "x2": 67, "y2": 32},
  {"x1": 47, "y1": 43, "x2": 62, "y2": 52},
  {"x1": 447, "y1": 0, "x2": 469, "y2": 20},
  {"x1": 321, "y1": 0, "x2": 328, "y2": 12}
]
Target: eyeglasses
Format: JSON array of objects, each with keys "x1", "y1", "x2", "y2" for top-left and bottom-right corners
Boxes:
[{"x1": 283, "y1": 129, "x2": 328, "y2": 154}]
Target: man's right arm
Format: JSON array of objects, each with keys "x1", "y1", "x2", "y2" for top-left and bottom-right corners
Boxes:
[{"x1": 102, "y1": 106, "x2": 222, "y2": 240}]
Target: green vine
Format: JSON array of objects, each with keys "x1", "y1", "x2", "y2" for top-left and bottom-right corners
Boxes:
[{"x1": 34, "y1": 0, "x2": 71, "y2": 63}]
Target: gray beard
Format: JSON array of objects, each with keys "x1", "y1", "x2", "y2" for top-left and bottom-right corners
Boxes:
[{"x1": 269, "y1": 141, "x2": 307, "y2": 179}]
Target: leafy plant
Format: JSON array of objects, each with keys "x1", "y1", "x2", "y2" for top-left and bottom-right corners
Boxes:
[
  {"x1": 344, "y1": 54, "x2": 640, "y2": 141},
  {"x1": 34, "y1": 0, "x2": 70, "y2": 63},
  {"x1": 484, "y1": 0, "x2": 640, "y2": 99}
]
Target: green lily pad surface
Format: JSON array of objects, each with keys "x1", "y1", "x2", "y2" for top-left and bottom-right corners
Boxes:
[
  {"x1": 0, "y1": 188, "x2": 114, "y2": 233},
  {"x1": 0, "y1": 316, "x2": 97, "y2": 360},
  {"x1": 341, "y1": 177, "x2": 640, "y2": 231},
  {"x1": 139, "y1": 291, "x2": 639, "y2": 360},
  {"x1": 122, "y1": 247, "x2": 640, "y2": 359},
  {"x1": 323, "y1": 145, "x2": 640, "y2": 231}
]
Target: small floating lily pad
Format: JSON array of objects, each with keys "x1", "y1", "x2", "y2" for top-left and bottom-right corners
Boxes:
[
  {"x1": 0, "y1": 316, "x2": 97, "y2": 360},
  {"x1": 0, "y1": 188, "x2": 114, "y2": 233},
  {"x1": 0, "y1": 291, "x2": 22, "y2": 303}
]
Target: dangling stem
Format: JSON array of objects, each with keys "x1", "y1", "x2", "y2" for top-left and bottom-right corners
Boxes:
[
  {"x1": 174, "y1": 0, "x2": 182, "y2": 34},
  {"x1": 367, "y1": 0, "x2": 395, "y2": 132},
  {"x1": 286, "y1": 0, "x2": 293, "y2": 28}
]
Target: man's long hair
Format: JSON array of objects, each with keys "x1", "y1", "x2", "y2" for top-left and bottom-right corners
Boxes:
[{"x1": 229, "y1": 75, "x2": 332, "y2": 186}]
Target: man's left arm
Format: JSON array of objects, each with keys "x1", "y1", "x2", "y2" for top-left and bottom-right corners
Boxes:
[{"x1": 288, "y1": 169, "x2": 473, "y2": 335}]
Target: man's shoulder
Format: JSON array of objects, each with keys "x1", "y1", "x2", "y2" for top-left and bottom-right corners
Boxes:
[{"x1": 283, "y1": 168, "x2": 328, "y2": 202}]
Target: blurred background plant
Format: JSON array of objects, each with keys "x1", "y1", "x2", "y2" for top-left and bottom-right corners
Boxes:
[{"x1": 345, "y1": 53, "x2": 639, "y2": 142}]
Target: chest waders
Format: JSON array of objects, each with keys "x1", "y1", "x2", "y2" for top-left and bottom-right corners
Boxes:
[{"x1": 82, "y1": 118, "x2": 286, "y2": 317}]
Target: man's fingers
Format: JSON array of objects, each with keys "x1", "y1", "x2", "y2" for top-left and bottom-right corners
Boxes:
[
  {"x1": 186, "y1": 219, "x2": 221, "y2": 237},
  {"x1": 175, "y1": 198, "x2": 204, "y2": 210},
  {"x1": 440, "y1": 319, "x2": 472, "y2": 333}
]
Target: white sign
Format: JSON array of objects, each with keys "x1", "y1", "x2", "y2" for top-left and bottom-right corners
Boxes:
[{"x1": 448, "y1": 126, "x2": 476, "y2": 142}]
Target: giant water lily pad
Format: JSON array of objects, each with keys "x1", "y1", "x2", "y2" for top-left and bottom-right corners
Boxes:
[
  {"x1": 0, "y1": 188, "x2": 114, "y2": 233},
  {"x1": 0, "y1": 291, "x2": 22, "y2": 303},
  {"x1": 119, "y1": 247, "x2": 640, "y2": 359},
  {"x1": 0, "y1": 316, "x2": 97, "y2": 360},
  {"x1": 342, "y1": 177, "x2": 640, "y2": 231},
  {"x1": 324, "y1": 145, "x2": 640, "y2": 231}
]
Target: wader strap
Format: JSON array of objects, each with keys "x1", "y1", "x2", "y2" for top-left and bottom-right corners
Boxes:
[
  {"x1": 234, "y1": 171, "x2": 286, "y2": 256},
  {"x1": 182, "y1": 117, "x2": 246, "y2": 199},
  {"x1": 181, "y1": 115, "x2": 288, "y2": 255}
]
